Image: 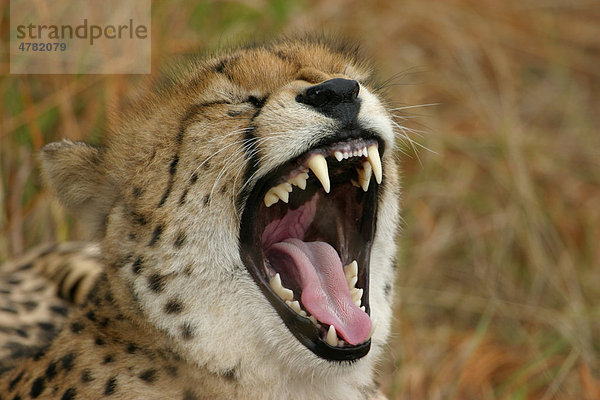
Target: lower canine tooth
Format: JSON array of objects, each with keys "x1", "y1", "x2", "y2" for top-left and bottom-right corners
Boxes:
[
  {"x1": 307, "y1": 154, "x2": 330, "y2": 193},
  {"x1": 368, "y1": 319, "x2": 377, "y2": 340},
  {"x1": 326, "y1": 325, "x2": 338, "y2": 346},
  {"x1": 367, "y1": 145, "x2": 382, "y2": 184}
]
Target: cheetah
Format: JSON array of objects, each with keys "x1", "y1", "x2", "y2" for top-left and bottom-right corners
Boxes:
[{"x1": 0, "y1": 37, "x2": 400, "y2": 399}]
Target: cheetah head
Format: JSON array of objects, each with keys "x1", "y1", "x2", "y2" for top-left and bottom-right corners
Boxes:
[{"x1": 41, "y1": 37, "x2": 399, "y2": 385}]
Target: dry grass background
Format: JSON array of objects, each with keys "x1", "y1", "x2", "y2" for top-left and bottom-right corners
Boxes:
[{"x1": 1, "y1": 0, "x2": 599, "y2": 398}]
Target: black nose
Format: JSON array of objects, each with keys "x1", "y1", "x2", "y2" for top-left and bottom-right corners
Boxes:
[{"x1": 296, "y1": 78, "x2": 360, "y2": 109}]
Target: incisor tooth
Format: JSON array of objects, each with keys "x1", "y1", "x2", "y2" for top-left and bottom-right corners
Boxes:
[
  {"x1": 307, "y1": 154, "x2": 330, "y2": 193},
  {"x1": 326, "y1": 325, "x2": 338, "y2": 346},
  {"x1": 358, "y1": 161, "x2": 372, "y2": 192},
  {"x1": 344, "y1": 261, "x2": 358, "y2": 280},
  {"x1": 367, "y1": 145, "x2": 382, "y2": 184},
  {"x1": 334, "y1": 151, "x2": 343, "y2": 161}
]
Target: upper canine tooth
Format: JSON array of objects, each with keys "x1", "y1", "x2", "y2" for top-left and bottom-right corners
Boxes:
[
  {"x1": 307, "y1": 154, "x2": 330, "y2": 193},
  {"x1": 334, "y1": 151, "x2": 343, "y2": 162},
  {"x1": 326, "y1": 325, "x2": 339, "y2": 346},
  {"x1": 357, "y1": 161, "x2": 372, "y2": 192},
  {"x1": 367, "y1": 145, "x2": 382, "y2": 184}
]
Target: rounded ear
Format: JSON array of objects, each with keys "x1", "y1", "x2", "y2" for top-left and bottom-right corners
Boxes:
[{"x1": 40, "y1": 140, "x2": 116, "y2": 236}]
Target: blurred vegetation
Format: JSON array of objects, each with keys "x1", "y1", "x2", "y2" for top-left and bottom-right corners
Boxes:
[{"x1": 1, "y1": 0, "x2": 599, "y2": 398}]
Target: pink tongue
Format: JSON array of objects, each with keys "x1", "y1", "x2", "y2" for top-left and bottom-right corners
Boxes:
[{"x1": 266, "y1": 238, "x2": 371, "y2": 345}]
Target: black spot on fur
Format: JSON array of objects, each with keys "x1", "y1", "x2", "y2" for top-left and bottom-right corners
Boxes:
[
  {"x1": 133, "y1": 186, "x2": 143, "y2": 198},
  {"x1": 30, "y1": 377, "x2": 45, "y2": 398},
  {"x1": 95, "y1": 338, "x2": 105, "y2": 346},
  {"x1": 103, "y1": 355, "x2": 114, "y2": 364},
  {"x1": 5, "y1": 277, "x2": 22, "y2": 285},
  {"x1": 203, "y1": 195, "x2": 210, "y2": 207},
  {"x1": 170, "y1": 154, "x2": 179, "y2": 175},
  {"x1": 81, "y1": 369, "x2": 93, "y2": 383},
  {"x1": 126, "y1": 343, "x2": 138, "y2": 354},
  {"x1": 0, "y1": 306, "x2": 18, "y2": 314},
  {"x1": 164, "y1": 299, "x2": 183, "y2": 314},
  {"x1": 45, "y1": 361, "x2": 58, "y2": 380},
  {"x1": 132, "y1": 257, "x2": 143, "y2": 275},
  {"x1": 20, "y1": 300, "x2": 38, "y2": 311},
  {"x1": 148, "y1": 273, "x2": 167, "y2": 293},
  {"x1": 16, "y1": 262, "x2": 34, "y2": 271},
  {"x1": 49, "y1": 305, "x2": 68, "y2": 316},
  {"x1": 33, "y1": 348, "x2": 47, "y2": 361},
  {"x1": 12, "y1": 395, "x2": 23, "y2": 400},
  {"x1": 180, "y1": 323, "x2": 195, "y2": 340},
  {"x1": 138, "y1": 368, "x2": 157, "y2": 383},
  {"x1": 9, "y1": 370, "x2": 24, "y2": 391},
  {"x1": 214, "y1": 59, "x2": 227, "y2": 73},
  {"x1": 131, "y1": 212, "x2": 148, "y2": 225},
  {"x1": 104, "y1": 376, "x2": 117, "y2": 395},
  {"x1": 61, "y1": 387, "x2": 76, "y2": 400},
  {"x1": 158, "y1": 184, "x2": 172, "y2": 207},
  {"x1": 99, "y1": 317, "x2": 110, "y2": 328},
  {"x1": 14, "y1": 328, "x2": 28, "y2": 338},
  {"x1": 178, "y1": 188, "x2": 189, "y2": 205},
  {"x1": 38, "y1": 322, "x2": 54, "y2": 331},
  {"x1": 70, "y1": 322, "x2": 84, "y2": 334},
  {"x1": 174, "y1": 232, "x2": 186, "y2": 248},
  {"x1": 128, "y1": 232, "x2": 137, "y2": 241},
  {"x1": 85, "y1": 311, "x2": 96, "y2": 322},
  {"x1": 149, "y1": 225, "x2": 163, "y2": 246},
  {"x1": 61, "y1": 353, "x2": 76, "y2": 371},
  {"x1": 190, "y1": 172, "x2": 198, "y2": 184}
]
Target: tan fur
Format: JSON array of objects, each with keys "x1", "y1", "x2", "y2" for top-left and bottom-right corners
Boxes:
[{"x1": 0, "y1": 37, "x2": 399, "y2": 399}]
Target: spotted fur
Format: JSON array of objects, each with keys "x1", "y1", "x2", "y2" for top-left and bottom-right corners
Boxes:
[{"x1": 0, "y1": 37, "x2": 399, "y2": 399}]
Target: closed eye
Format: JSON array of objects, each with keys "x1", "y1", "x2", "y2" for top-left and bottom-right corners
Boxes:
[{"x1": 247, "y1": 96, "x2": 267, "y2": 108}]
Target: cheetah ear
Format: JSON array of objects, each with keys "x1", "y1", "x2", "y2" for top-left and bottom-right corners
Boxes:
[{"x1": 40, "y1": 140, "x2": 116, "y2": 236}]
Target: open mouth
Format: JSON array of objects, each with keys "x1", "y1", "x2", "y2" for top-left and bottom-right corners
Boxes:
[{"x1": 239, "y1": 135, "x2": 382, "y2": 361}]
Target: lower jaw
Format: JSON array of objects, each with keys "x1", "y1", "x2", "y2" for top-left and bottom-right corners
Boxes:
[{"x1": 239, "y1": 183, "x2": 378, "y2": 361}]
